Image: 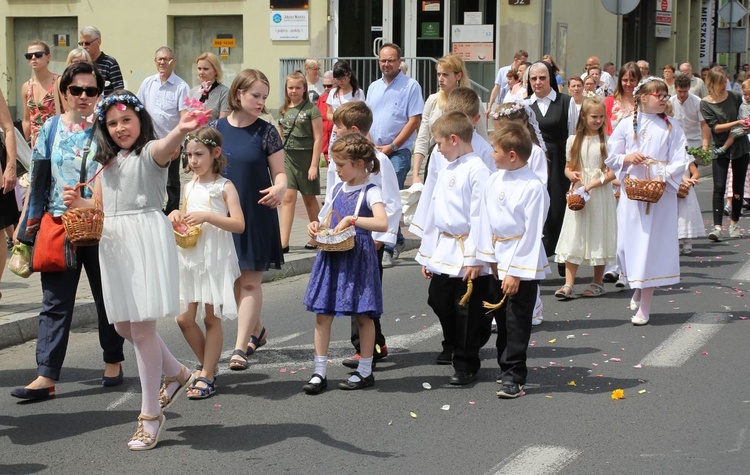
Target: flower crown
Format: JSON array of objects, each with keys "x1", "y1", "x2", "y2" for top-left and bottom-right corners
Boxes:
[
  {"x1": 583, "y1": 90, "x2": 598, "y2": 98},
  {"x1": 185, "y1": 134, "x2": 218, "y2": 148},
  {"x1": 95, "y1": 94, "x2": 145, "y2": 123},
  {"x1": 633, "y1": 76, "x2": 666, "y2": 96},
  {"x1": 489, "y1": 100, "x2": 525, "y2": 120}
]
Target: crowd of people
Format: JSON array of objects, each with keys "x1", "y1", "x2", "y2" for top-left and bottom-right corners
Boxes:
[{"x1": 2, "y1": 28, "x2": 746, "y2": 450}]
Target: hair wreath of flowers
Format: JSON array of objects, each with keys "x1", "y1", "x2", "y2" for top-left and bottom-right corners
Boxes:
[
  {"x1": 489, "y1": 100, "x2": 524, "y2": 121},
  {"x1": 185, "y1": 134, "x2": 217, "y2": 148},
  {"x1": 95, "y1": 94, "x2": 145, "y2": 123},
  {"x1": 633, "y1": 76, "x2": 666, "y2": 96}
]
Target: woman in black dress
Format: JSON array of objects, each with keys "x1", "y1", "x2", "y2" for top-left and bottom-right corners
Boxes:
[{"x1": 526, "y1": 61, "x2": 578, "y2": 265}]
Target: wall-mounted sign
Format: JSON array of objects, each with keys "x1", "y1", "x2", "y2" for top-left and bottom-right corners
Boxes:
[
  {"x1": 464, "y1": 12, "x2": 482, "y2": 25},
  {"x1": 422, "y1": 22, "x2": 440, "y2": 38},
  {"x1": 452, "y1": 42, "x2": 494, "y2": 61},
  {"x1": 655, "y1": 24, "x2": 671, "y2": 38},
  {"x1": 270, "y1": 0, "x2": 309, "y2": 8},
  {"x1": 53, "y1": 34, "x2": 69, "y2": 47},
  {"x1": 213, "y1": 38, "x2": 236, "y2": 48},
  {"x1": 422, "y1": 1, "x2": 440, "y2": 11},
  {"x1": 508, "y1": 0, "x2": 530, "y2": 4},
  {"x1": 451, "y1": 24, "x2": 493, "y2": 43},
  {"x1": 656, "y1": 12, "x2": 672, "y2": 24},
  {"x1": 219, "y1": 47, "x2": 230, "y2": 60},
  {"x1": 270, "y1": 10, "x2": 309, "y2": 41}
]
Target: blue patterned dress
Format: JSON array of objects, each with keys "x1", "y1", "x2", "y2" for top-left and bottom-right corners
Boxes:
[{"x1": 304, "y1": 183, "x2": 383, "y2": 318}]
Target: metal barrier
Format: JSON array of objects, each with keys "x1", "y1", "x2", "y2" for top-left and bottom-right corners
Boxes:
[{"x1": 280, "y1": 57, "x2": 490, "y2": 105}]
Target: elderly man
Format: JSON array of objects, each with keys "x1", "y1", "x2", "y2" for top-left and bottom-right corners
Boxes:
[
  {"x1": 136, "y1": 46, "x2": 190, "y2": 214},
  {"x1": 488, "y1": 49, "x2": 529, "y2": 110},
  {"x1": 637, "y1": 60, "x2": 650, "y2": 77},
  {"x1": 79, "y1": 26, "x2": 124, "y2": 95},
  {"x1": 583, "y1": 55, "x2": 615, "y2": 93},
  {"x1": 679, "y1": 62, "x2": 708, "y2": 98},
  {"x1": 366, "y1": 42, "x2": 423, "y2": 267}
]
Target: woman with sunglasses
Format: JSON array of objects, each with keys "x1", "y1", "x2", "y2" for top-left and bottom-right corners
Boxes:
[
  {"x1": 11, "y1": 61, "x2": 126, "y2": 401},
  {"x1": 21, "y1": 40, "x2": 63, "y2": 147}
]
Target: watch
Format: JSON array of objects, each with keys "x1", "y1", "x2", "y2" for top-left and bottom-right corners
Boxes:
[{"x1": 390, "y1": 142, "x2": 399, "y2": 151}]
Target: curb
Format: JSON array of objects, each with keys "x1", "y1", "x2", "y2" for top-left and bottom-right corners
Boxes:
[{"x1": 0, "y1": 238, "x2": 421, "y2": 350}]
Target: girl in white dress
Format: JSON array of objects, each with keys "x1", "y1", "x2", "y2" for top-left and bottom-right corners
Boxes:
[
  {"x1": 677, "y1": 161, "x2": 705, "y2": 254},
  {"x1": 64, "y1": 91, "x2": 208, "y2": 450},
  {"x1": 555, "y1": 96, "x2": 617, "y2": 299},
  {"x1": 605, "y1": 78, "x2": 690, "y2": 326},
  {"x1": 169, "y1": 126, "x2": 244, "y2": 399}
]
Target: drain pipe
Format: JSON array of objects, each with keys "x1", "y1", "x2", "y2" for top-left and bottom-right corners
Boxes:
[{"x1": 543, "y1": 0, "x2": 552, "y2": 56}]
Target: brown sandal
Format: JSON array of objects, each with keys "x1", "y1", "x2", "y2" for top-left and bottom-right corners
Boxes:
[
  {"x1": 127, "y1": 413, "x2": 165, "y2": 451},
  {"x1": 158, "y1": 365, "x2": 194, "y2": 409}
]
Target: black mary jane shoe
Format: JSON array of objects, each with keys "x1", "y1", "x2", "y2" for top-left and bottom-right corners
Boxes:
[
  {"x1": 282, "y1": 246, "x2": 290, "y2": 254},
  {"x1": 102, "y1": 364, "x2": 124, "y2": 387},
  {"x1": 11, "y1": 386, "x2": 56, "y2": 400},
  {"x1": 302, "y1": 374, "x2": 328, "y2": 395},
  {"x1": 449, "y1": 371, "x2": 477, "y2": 386},
  {"x1": 338, "y1": 371, "x2": 374, "y2": 390}
]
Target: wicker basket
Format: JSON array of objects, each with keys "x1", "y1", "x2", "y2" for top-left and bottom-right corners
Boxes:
[
  {"x1": 62, "y1": 184, "x2": 104, "y2": 246},
  {"x1": 315, "y1": 210, "x2": 355, "y2": 252},
  {"x1": 623, "y1": 161, "x2": 666, "y2": 204},
  {"x1": 174, "y1": 226, "x2": 202, "y2": 248},
  {"x1": 677, "y1": 183, "x2": 690, "y2": 199},
  {"x1": 566, "y1": 185, "x2": 586, "y2": 211}
]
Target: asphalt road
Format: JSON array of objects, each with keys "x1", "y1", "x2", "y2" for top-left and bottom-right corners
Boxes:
[{"x1": 1, "y1": 178, "x2": 749, "y2": 474}]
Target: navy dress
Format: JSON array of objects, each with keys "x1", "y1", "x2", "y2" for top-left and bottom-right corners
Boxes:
[
  {"x1": 304, "y1": 183, "x2": 383, "y2": 318},
  {"x1": 217, "y1": 117, "x2": 284, "y2": 271}
]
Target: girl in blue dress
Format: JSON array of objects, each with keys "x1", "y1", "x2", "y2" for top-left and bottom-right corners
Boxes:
[{"x1": 302, "y1": 133, "x2": 387, "y2": 394}]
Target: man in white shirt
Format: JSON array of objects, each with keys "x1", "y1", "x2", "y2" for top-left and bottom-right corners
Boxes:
[
  {"x1": 137, "y1": 46, "x2": 190, "y2": 214},
  {"x1": 679, "y1": 62, "x2": 708, "y2": 98},
  {"x1": 669, "y1": 73, "x2": 711, "y2": 149},
  {"x1": 487, "y1": 49, "x2": 528, "y2": 113}
]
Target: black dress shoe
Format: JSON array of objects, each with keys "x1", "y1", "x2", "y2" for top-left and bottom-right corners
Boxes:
[
  {"x1": 338, "y1": 371, "x2": 374, "y2": 390},
  {"x1": 102, "y1": 364, "x2": 124, "y2": 387},
  {"x1": 302, "y1": 374, "x2": 328, "y2": 394},
  {"x1": 436, "y1": 349, "x2": 453, "y2": 365},
  {"x1": 11, "y1": 386, "x2": 56, "y2": 400},
  {"x1": 450, "y1": 371, "x2": 477, "y2": 385}
]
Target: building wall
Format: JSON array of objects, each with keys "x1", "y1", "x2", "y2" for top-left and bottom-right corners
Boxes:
[{"x1": 0, "y1": 0, "x2": 330, "y2": 117}]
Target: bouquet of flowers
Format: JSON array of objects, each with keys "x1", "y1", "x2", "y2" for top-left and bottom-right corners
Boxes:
[{"x1": 687, "y1": 147, "x2": 711, "y2": 166}]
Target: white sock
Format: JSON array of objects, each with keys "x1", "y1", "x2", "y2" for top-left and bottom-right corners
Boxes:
[
  {"x1": 310, "y1": 355, "x2": 328, "y2": 384},
  {"x1": 352, "y1": 356, "x2": 373, "y2": 381}
]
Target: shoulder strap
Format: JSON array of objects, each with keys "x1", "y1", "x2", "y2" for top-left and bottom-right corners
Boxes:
[
  {"x1": 282, "y1": 100, "x2": 309, "y2": 149},
  {"x1": 45, "y1": 115, "x2": 60, "y2": 159},
  {"x1": 78, "y1": 122, "x2": 98, "y2": 197},
  {"x1": 52, "y1": 76, "x2": 63, "y2": 115}
]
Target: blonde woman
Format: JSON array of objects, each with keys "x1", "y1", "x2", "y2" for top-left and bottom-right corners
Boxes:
[
  {"x1": 65, "y1": 47, "x2": 91, "y2": 66},
  {"x1": 188, "y1": 52, "x2": 230, "y2": 120},
  {"x1": 411, "y1": 54, "x2": 487, "y2": 184},
  {"x1": 304, "y1": 58, "x2": 324, "y2": 101},
  {"x1": 21, "y1": 40, "x2": 62, "y2": 147}
]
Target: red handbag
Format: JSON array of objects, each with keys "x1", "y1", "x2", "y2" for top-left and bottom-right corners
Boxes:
[{"x1": 31, "y1": 212, "x2": 77, "y2": 272}]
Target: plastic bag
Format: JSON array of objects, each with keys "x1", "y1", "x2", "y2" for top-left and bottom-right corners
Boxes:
[
  {"x1": 8, "y1": 243, "x2": 33, "y2": 278},
  {"x1": 400, "y1": 182, "x2": 423, "y2": 226}
]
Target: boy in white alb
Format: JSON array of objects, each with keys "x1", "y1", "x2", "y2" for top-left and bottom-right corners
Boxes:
[
  {"x1": 324, "y1": 101, "x2": 402, "y2": 367},
  {"x1": 416, "y1": 111, "x2": 492, "y2": 385},
  {"x1": 475, "y1": 122, "x2": 550, "y2": 398}
]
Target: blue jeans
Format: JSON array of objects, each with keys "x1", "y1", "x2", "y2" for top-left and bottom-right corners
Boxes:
[{"x1": 384, "y1": 148, "x2": 410, "y2": 254}]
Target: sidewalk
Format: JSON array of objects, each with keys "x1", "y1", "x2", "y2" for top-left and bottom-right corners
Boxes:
[{"x1": 0, "y1": 166, "x2": 420, "y2": 350}]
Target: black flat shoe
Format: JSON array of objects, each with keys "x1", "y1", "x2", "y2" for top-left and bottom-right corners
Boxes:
[
  {"x1": 11, "y1": 386, "x2": 56, "y2": 400},
  {"x1": 302, "y1": 374, "x2": 328, "y2": 394},
  {"x1": 304, "y1": 243, "x2": 318, "y2": 250},
  {"x1": 282, "y1": 246, "x2": 290, "y2": 254},
  {"x1": 557, "y1": 263, "x2": 565, "y2": 277},
  {"x1": 449, "y1": 371, "x2": 477, "y2": 385},
  {"x1": 338, "y1": 371, "x2": 374, "y2": 390},
  {"x1": 102, "y1": 364, "x2": 124, "y2": 387}
]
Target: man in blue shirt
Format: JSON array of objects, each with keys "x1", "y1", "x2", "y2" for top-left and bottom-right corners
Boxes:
[
  {"x1": 137, "y1": 46, "x2": 190, "y2": 214},
  {"x1": 366, "y1": 43, "x2": 424, "y2": 267}
]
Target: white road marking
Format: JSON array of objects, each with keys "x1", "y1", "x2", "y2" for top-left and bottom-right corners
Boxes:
[
  {"x1": 266, "y1": 331, "x2": 306, "y2": 345},
  {"x1": 732, "y1": 258, "x2": 750, "y2": 281},
  {"x1": 107, "y1": 389, "x2": 136, "y2": 410},
  {"x1": 639, "y1": 312, "x2": 729, "y2": 367},
  {"x1": 487, "y1": 445, "x2": 581, "y2": 475}
]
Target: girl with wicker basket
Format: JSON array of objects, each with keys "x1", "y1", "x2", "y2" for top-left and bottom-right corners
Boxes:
[
  {"x1": 302, "y1": 133, "x2": 387, "y2": 394},
  {"x1": 63, "y1": 91, "x2": 210, "y2": 450},
  {"x1": 168, "y1": 126, "x2": 244, "y2": 400},
  {"x1": 554, "y1": 96, "x2": 617, "y2": 300},
  {"x1": 605, "y1": 77, "x2": 690, "y2": 326}
]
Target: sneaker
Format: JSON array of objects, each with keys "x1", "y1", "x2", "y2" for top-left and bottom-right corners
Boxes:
[
  {"x1": 496, "y1": 382, "x2": 525, "y2": 399},
  {"x1": 374, "y1": 344, "x2": 388, "y2": 361},
  {"x1": 392, "y1": 241, "x2": 406, "y2": 260},
  {"x1": 708, "y1": 227, "x2": 723, "y2": 242},
  {"x1": 615, "y1": 275, "x2": 627, "y2": 288},
  {"x1": 603, "y1": 271, "x2": 618, "y2": 283},
  {"x1": 491, "y1": 318, "x2": 498, "y2": 333},
  {"x1": 342, "y1": 353, "x2": 361, "y2": 369},
  {"x1": 730, "y1": 224, "x2": 742, "y2": 238},
  {"x1": 531, "y1": 316, "x2": 543, "y2": 326},
  {"x1": 724, "y1": 205, "x2": 731, "y2": 216},
  {"x1": 381, "y1": 251, "x2": 393, "y2": 268},
  {"x1": 682, "y1": 241, "x2": 692, "y2": 254}
]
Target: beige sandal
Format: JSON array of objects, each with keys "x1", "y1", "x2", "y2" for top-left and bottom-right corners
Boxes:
[
  {"x1": 554, "y1": 284, "x2": 576, "y2": 300},
  {"x1": 127, "y1": 413, "x2": 165, "y2": 451},
  {"x1": 158, "y1": 365, "x2": 194, "y2": 409},
  {"x1": 581, "y1": 283, "x2": 606, "y2": 298}
]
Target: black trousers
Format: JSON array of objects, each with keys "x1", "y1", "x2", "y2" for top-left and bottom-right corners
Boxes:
[
  {"x1": 427, "y1": 274, "x2": 493, "y2": 374},
  {"x1": 164, "y1": 157, "x2": 181, "y2": 215},
  {"x1": 712, "y1": 154, "x2": 750, "y2": 225},
  {"x1": 36, "y1": 245, "x2": 124, "y2": 380},
  {"x1": 492, "y1": 279, "x2": 538, "y2": 385},
  {"x1": 350, "y1": 245, "x2": 386, "y2": 352}
]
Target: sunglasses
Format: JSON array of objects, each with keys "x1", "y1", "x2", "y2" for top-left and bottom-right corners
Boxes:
[
  {"x1": 24, "y1": 51, "x2": 46, "y2": 60},
  {"x1": 323, "y1": 84, "x2": 334, "y2": 89},
  {"x1": 77, "y1": 38, "x2": 100, "y2": 47},
  {"x1": 68, "y1": 86, "x2": 100, "y2": 97}
]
